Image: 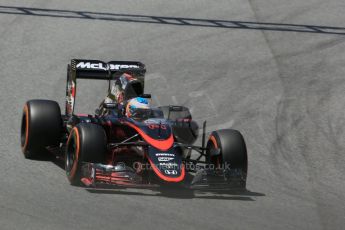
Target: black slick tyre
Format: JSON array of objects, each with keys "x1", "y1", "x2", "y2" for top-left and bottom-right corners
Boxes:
[
  {"x1": 21, "y1": 100, "x2": 62, "y2": 159},
  {"x1": 206, "y1": 129, "x2": 248, "y2": 183},
  {"x1": 65, "y1": 123, "x2": 107, "y2": 185}
]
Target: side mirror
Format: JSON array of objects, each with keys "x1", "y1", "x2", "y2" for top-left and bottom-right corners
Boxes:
[
  {"x1": 103, "y1": 103, "x2": 117, "y2": 109},
  {"x1": 169, "y1": 105, "x2": 184, "y2": 112},
  {"x1": 139, "y1": 94, "x2": 152, "y2": 99}
]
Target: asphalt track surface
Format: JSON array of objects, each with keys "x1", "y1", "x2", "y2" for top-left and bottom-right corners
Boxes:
[{"x1": 1, "y1": 1, "x2": 345, "y2": 230}]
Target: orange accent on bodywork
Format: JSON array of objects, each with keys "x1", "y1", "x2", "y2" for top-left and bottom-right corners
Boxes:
[
  {"x1": 125, "y1": 122, "x2": 174, "y2": 151},
  {"x1": 81, "y1": 177, "x2": 93, "y2": 186},
  {"x1": 76, "y1": 113, "x2": 88, "y2": 117},
  {"x1": 146, "y1": 155, "x2": 185, "y2": 182},
  {"x1": 67, "y1": 127, "x2": 80, "y2": 180},
  {"x1": 22, "y1": 104, "x2": 29, "y2": 152},
  {"x1": 71, "y1": 86, "x2": 76, "y2": 97}
]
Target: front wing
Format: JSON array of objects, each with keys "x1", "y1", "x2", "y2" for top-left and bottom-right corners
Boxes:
[{"x1": 79, "y1": 162, "x2": 246, "y2": 190}]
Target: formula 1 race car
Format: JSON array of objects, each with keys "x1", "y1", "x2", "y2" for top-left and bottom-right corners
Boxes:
[{"x1": 20, "y1": 59, "x2": 248, "y2": 190}]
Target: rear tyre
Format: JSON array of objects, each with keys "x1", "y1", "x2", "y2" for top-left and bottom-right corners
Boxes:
[
  {"x1": 21, "y1": 100, "x2": 62, "y2": 159},
  {"x1": 206, "y1": 129, "x2": 248, "y2": 184},
  {"x1": 65, "y1": 123, "x2": 107, "y2": 185}
]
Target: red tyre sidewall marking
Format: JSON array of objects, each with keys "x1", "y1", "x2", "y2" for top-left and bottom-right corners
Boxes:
[
  {"x1": 209, "y1": 135, "x2": 221, "y2": 168},
  {"x1": 209, "y1": 135, "x2": 218, "y2": 148},
  {"x1": 22, "y1": 104, "x2": 30, "y2": 153},
  {"x1": 67, "y1": 127, "x2": 80, "y2": 180}
]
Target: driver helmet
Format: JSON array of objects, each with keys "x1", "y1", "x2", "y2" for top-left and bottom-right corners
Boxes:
[{"x1": 125, "y1": 97, "x2": 151, "y2": 119}]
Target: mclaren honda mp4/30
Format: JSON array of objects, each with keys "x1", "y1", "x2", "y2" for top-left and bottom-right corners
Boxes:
[{"x1": 20, "y1": 59, "x2": 248, "y2": 190}]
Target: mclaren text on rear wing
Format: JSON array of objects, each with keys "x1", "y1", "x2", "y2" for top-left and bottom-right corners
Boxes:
[{"x1": 71, "y1": 59, "x2": 146, "y2": 80}]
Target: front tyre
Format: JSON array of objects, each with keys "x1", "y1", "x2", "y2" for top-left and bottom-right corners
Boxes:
[
  {"x1": 65, "y1": 123, "x2": 107, "y2": 185},
  {"x1": 21, "y1": 100, "x2": 62, "y2": 159},
  {"x1": 206, "y1": 129, "x2": 248, "y2": 186}
]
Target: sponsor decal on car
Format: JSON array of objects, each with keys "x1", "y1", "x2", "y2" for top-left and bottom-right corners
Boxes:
[
  {"x1": 144, "y1": 119, "x2": 168, "y2": 125},
  {"x1": 164, "y1": 170, "x2": 178, "y2": 175},
  {"x1": 148, "y1": 124, "x2": 167, "y2": 130},
  {"x1": 158, "y1": 157, "x2": 174, "y2": 162},
  {"x1": 159, "y1": 162, "x2": 178, "y2": 169},
  {"x1": 66, "y1": 80, "x2": 75, "y2": 115},
  {"x1": 76, "y1": 62, "x2": 140, "y2": 70},
  {"x1": 144, "y1": 119, "x2": 160, "y2": 124},
  {"x1": 155, "y1": 153, "x2": 175, "y2": 157}
]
